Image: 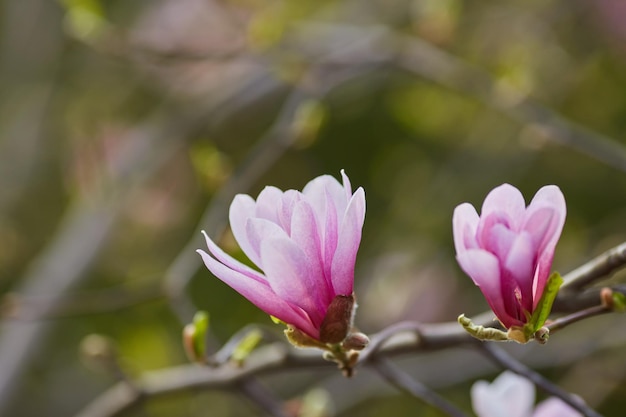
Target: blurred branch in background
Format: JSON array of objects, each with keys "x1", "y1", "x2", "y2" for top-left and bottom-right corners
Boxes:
[
  {"x1": 163, "y1": 60, "x2": 386, "y2": 323},
  {"x1": 2, "y1": 0, "x2": 626, "y2": 416},
  {"x1": 0, "y1": 104, "x2": 193, "y2": 413}
]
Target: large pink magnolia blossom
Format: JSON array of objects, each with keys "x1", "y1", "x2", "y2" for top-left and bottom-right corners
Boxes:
[
  {"x1": 197, "y1": 171, "x2": 366, "y2": 342},
  {"x1": 453, "y1": 184, "x2": 566, "y2": 329},
  {"x1": 472, "y1": 371, "x2": 582, "y2": 417}
]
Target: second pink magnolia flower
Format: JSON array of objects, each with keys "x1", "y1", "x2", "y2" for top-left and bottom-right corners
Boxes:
[
  {"x1": 453, "y1": 184, "x2": 566, "y2": 329},
  {"x1": 197, "y1": 171, "x2": 365, "y2": 342}
]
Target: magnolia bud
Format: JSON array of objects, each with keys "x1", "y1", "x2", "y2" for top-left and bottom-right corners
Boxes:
[
  {"x1": 533, "y1": 327, "x2": 550, "y2": 345},
  {"x1": 80, "y1": 334, "x2": 117, "y2": 374},
  {"x1": 342, "y1": 332, "x2": 370, "y2": 351},
  {"x1": 182, "y1": 311, "x2": 209, "y2": 363}
]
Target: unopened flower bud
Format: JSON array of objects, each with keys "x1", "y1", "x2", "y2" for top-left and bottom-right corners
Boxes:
[
  {"x1": 80, "y1": 334, "x2": 117, "y2": 374},
  {"x1": 182, "y1": 311, "x2": 209, "y2": 363},
  {"x1": 533, "y1": 327, "x2": 549, "y2": 345},
  {"x1": 600, "y1": 287, "x2": 614, "y2": 309},
  {"x1": 342, "y1": 332, "x2": 369, "y2": 351}
]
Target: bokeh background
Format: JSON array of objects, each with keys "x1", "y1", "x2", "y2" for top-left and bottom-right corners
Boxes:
[{"x1": 1, "y1": 0, "x2": 626, "y2": 416}]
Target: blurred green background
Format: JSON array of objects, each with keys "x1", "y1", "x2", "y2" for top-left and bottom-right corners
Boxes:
[{"x1": 1, "y1": 0, "x2": 626, "y2": 416}]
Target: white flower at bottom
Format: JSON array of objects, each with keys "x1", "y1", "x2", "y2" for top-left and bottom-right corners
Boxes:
[{"x1": 471, "y1": 371, "x2": 582, "y2": 417}]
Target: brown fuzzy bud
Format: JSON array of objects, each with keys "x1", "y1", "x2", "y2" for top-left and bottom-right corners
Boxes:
[{"x1": 319, "y1": 294, "x2": 355, "y2": 344}]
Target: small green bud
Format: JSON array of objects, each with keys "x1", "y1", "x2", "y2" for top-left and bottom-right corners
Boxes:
[
  {"x1": 79, "y1": 334, "x2": 118, "y2": 374},
  {"x1": 182, "y1": 311, "x2": 210, "y2": 363},
  {"x1": 231, "y1": 329, "x2": 263, "y2": 366}
]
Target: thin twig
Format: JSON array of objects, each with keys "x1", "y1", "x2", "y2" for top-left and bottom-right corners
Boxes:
[
  {"x1": 237, "y1": 377, "x2": 290, "y2": 417},
  {"x1": 393, "y1": 34, "x2": 626, "y2": 173},
  {"x1": 560, "y1": 242, "x2": 626, "y2": 291},
  {"x1": 546, "y1": 305, "x2": 612, "y2": 334},
  {"x1": 1, "y1": 287, "x2": 163, "y2": 320},
  {"x1": 75, "y1": 226, "x2": 626, "y2": 417},
  {"x1": 479, "y1": 343, "x2": 603, "y2": 417},
  {"x1": 370, "y1": 356, "x2": 469, "y2": 417}
]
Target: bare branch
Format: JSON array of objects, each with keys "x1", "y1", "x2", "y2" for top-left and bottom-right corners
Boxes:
[
  {"x1": 479, "y1": 343, "x2": 603, "y2": 417},
  {"x1": 561, "y1": 242, "x2": 626, "y2": 291},
  {"x1": 237, "y1": 377, "x2": 291, "y2": 417},
  {"x1": 370, "y1": 356, "x2": 469, "y2": 417}
]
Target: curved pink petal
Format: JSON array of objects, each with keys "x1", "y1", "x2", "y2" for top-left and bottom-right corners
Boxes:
[
  {"x1": 526, "y1": 185, "x2": 567, "y2": 251},
  {"x1": 200, "y1": 231, "x2": 266, "y2": 284},
  {"x1": 196, "y1": 249, "x2": 317, "y2": 337},
  {"x1": 260, "y1": 237, "x2": 326, "y2": 326},
  {"x1": 229, "y1": 194, "x2": 258, "y2": 265},
  {"x1": 255, "y1": 186, "x2": 283, "y2": 223},
  {"x1": 526, "y1": 186, "x2": 565, "y2": 308},
  {"x1": 331, "y1": 187, "x2": 365, "y2": 295},
  {"x1": 340, "y1": 169, "x2": 353, "y2": 201},
  {"x1": 453, "y1": 203, "x2": 480, "y2": 253},
  {"x1": 457, "y1": 249, "x2": 518, "y2": 327},
  {"x1": 303, "y1": 174, "x2": 347, "y2": 221},
  {"x1": 481, "y1": 184, "x2": 526, "y2": 230}
]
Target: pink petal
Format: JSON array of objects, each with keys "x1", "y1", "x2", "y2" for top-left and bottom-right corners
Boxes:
[
  {"x1": 533, "y1": 398, "x2": 582, "y2": 417},
  {"x1": 303, "y1": 174, "x2": 347, "y2": 221},
  {"x1": 330, "y1": 187, "x2": 365, "y2": 296},
  {"x1": 525, "y1": 186, "x2": 565, "y2": 252},
  {"x1": 260, "y1": 237, "x2": 326, "y2": 326},
  {"x1": 532, "y1": 254, "x2": 555, "y2": 311},
  {"x1": 457, "y1": 250, "x2": 519, "y2": 328},
  {"x1": 522, "y1": 207, "x2": 554, "y2": 254},
  {"x1": 481, "y1": 184, "x2": 526, "y2": 230},
  {"x1": 200, "y1": 231, "x2": 266, "y2": 285},
  {"x1": 196, "y1": 249, "x2": 317, "y2": 337},
  {"x1": 229, "y1": 194, "x2": 258, "y2": 266},
  {"x1": 472, "y1": 371, "x2": 535, "y2": 417},
  {"x1": 245, "y1": 218, "x2": 289, "y2": 269},
  {"x1": 483, "y1": 222, "x2": 517, "y2": 261},
  {"x1": 255, "y1": 186, "x2": 283, "y2": 223},
  {"x1": 278, "y1": 190, "x2": 300, "y2": 235},
  {"x1": 340, "y1": 169, "x2": 353, "y2": 201},
  {"x1": 525, "y1": 186, "x2": 566, "y2": 308},
  {"x1": 290, "y1": 200, "x2": 329, "y2": 305},
  {"x1": 503, "y1": 231, "x2": 536, "y2": 313},
  {"x1": 322, "y1": 186, "x2": 339, "y2": 286},
  {"x1": 453, "y1": 203, "x2": 480, "y2": 253}
]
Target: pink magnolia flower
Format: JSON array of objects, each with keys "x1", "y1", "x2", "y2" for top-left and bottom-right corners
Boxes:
[
  {"x1": 453, "y1": 184, "x2": 566, "y2": 329},
  {"x1": 197, "y1": 171, "x2": 366, "y2": 342},
  {"x1": 472, "y1": 371, "x2": 582, "y2": 417}
]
